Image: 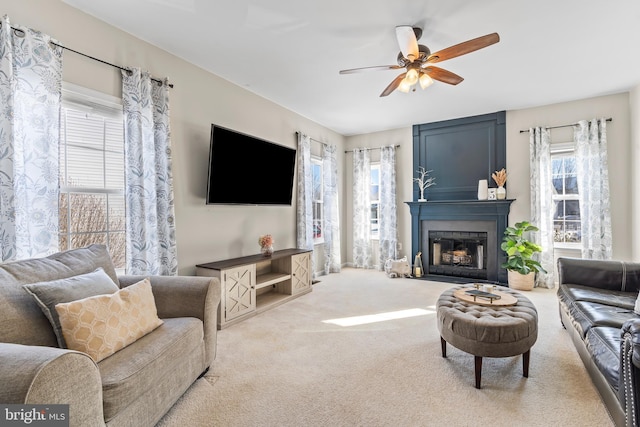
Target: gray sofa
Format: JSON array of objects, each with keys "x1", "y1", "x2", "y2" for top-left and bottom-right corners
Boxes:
[
  {"x1": 0, "y1": 244, "x2": 221, "y2": 427},
  {"x1": 557, "y1": 257, "x2": 640, "y2": 427}
]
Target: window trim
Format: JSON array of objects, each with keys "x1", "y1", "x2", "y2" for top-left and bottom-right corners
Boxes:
[
  {"x1": 59, "y1": 83, "x2": 126, "y2": 270},
  {"x1": 551, "y1": 141, "x2": 581, "y2": 250},
  {"x1": 311, "y1": 156, "x2": 324, "y2": 245},
  {"x1": 370, "y1": 163, "x2": 380, "y2": 240}
]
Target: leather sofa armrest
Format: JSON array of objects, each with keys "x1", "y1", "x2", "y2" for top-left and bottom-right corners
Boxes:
[
  {"x1": 557, "y1": 257, "x2": 640, "y2": 292},
  {"x1": 118, "y1": 275, "x2": 221, "y2": 365},
  {"x1": 621, "y1": 320, "x2": 640, "y2": 425},
  {"x1": 0, "y1": 343, "x2": 104, "y2": 426}
]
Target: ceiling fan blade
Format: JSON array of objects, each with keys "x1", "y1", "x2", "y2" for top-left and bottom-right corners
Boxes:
[
  {"x1": 395, "y1": 26, "x2": 419, "y2": 62},
  {"x1": 339, "y1": 65, "x2": 403, "y2": 74},
  {"x1": 380, "y1": 73, "x2": 406, "y2": 97},
  {"x1": 423, "y1": 66, "x2": 464, "y2": 85},
  {"x1": 427, "y1": 33, "x2": 499, "y2": 64}
]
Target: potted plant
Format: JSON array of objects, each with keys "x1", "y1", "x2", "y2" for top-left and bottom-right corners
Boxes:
[{"x1": 501, "y1": 221, "x2": 547, "y2": 291}]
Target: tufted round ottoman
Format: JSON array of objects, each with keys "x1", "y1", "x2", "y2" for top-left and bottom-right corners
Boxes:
[{"x1": 436, "y1": 285, "x2": 538, "y2": 389}]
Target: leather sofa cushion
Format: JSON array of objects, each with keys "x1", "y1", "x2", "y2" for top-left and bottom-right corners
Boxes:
[
  {"x1": 585, "y1": 326, "x2": 622, "y2": 393},
  {"x1": 98, "y1": 317, "x2": 205, "y2": 423},
  {"x1": 560, "y1": 284, "x2": 636, "y2": 310},
  {"x1": 571, "y1": 301, "x2": 635, "y2": 337}
]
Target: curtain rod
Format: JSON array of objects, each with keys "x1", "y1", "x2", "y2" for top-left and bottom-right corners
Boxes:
[
  {"x1": 295, "y1": 131, "x2": 327, "y2": 146},
  {"x1": 9, "y1": 25, "x2": 173, "y2": 88},
  {"x1": 345, "y1": 145, "x2": 400, "y2": 153},
  {"x1": 519, "y1": 117, "x2": 612, "y2": 133}
]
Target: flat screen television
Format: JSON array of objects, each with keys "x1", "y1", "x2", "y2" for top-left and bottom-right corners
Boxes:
[{"x1": 206, "y1": 124, "x2": 297, "y2": 205}]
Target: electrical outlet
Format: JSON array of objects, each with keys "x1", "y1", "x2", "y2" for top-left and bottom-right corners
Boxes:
[{"x1": 397, "y1": 242, "x2": 402, "y2": 251}]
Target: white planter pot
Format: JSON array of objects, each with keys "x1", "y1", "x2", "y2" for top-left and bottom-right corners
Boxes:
[{"x1": 507, "y1": 270, "x2": 535, "y2": 291}]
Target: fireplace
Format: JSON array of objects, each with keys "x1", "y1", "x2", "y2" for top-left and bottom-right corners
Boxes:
[
  {"x1": 428, "y1": 228, "x2": 489, "y2": 280},
  {"x1": 406, "y1": 200, "x2": 513, "y2": 284}
]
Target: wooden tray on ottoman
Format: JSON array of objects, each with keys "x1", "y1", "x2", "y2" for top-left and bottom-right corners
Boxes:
[{"x1": 453, "y1": 287, "x2": 518, "y2": 307}]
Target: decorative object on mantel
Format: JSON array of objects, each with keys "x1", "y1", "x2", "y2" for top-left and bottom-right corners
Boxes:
[
  {"x1": 258, "y1": 234, "x2": 274, "y2": 257},
  {"x1": 413, "y1": 167, "x2": 436, "y2": 201},
  {"x1": 501, "y1": 221, "x2": 547, "y2": 291},
  {"x1": 477, "y1": 179, "x2": 488, "y2": 200},
  {"x1": 413, "y1": 252, "x2": 424, "y2": 277},
  {"x1": 488, "y1": 188, "x2": 497, "y2": 200},
  {"x1": 491, "y1": 168, "x2": 507, "y2": 200}
]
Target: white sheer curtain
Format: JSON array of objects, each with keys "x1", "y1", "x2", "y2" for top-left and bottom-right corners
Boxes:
[
  {"x1": 378, "y1": 145, "x2": 397, "y2": 269},
  {"x1": 529, "y1": 127, "x2": 555, "y2": 288},
  {"x1": 574, "y1": 119, "x2": 612, "y2": 260},
  {"x1": 0, "y1": 16, "x2": 62, "y2": 261},
  {"x1": 121, "y1": 68, "x2": 177, "y2": 275},
  {"x1": 296, "y1": 133, "x2": 315, "y2": 276},
  {"x1": 352, "y1": 148, "x2": 372, "y2": 268},
  {"x1": 322, "y1": 144, "x2": 341, "y2": 273}
]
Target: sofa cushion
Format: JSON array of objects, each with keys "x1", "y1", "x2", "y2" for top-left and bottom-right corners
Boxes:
[
  {"x1": 55, "y1": 278, "x2": 163, "y2": 362},
  {"x1": 0, "y1": 244, "x2": 119, "y2": 347},
  {"x1": 560, "y1": 284, "x2": 636, "y2": 310},
  {"x1": 22, "y1": 268, "x2": 119, "y2": 348},
  {"x1": 98, "y1": 317, "x2": 205, "y2": 423}
]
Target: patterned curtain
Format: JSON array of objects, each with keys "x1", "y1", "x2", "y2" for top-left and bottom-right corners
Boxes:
[
  {"x1": 352, "y1": 148, "x2": 372, "y2": 268},
  {"x1": 296, "y1": 133, "x2": 315, "y2": 276},
  {"x1": 378, "y1": 145, "x2": 397, "y2": 269},
  {"x1": 121, "y1": 68, "x2": 177, "y2": 275},
  {"x1": 574, "y1": 119, "x2": 612, "y2": 260},
  {"x1": 322, "y1": 143, "x2": 341, "y2": 274},
  {"x1": 529, "y1": 127, "x2": 555, "y2": 288},
  {"x1": 0, "y1": 16, "x2": 62, "y2": 261}
]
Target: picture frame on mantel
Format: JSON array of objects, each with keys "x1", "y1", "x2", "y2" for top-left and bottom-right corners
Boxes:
[{"x1": 412, "y1": 111, "x2": 506, "y2": 201}]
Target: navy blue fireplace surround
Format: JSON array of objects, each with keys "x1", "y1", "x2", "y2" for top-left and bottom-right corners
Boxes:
[
  {"x1": 409, "y1": 111, "x2": 511, "y2": 283},
  {"x1": 406, "y1": 200, "x2": 513, "y2": 284}
]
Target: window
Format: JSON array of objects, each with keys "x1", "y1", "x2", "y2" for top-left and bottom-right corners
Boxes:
[
  {"x1": 311, "y1": 157, "x2": 323, "y2": 243},
  {"x1": 59, "y1": 83, "x2": 126, "y2": 271},
  {"x1": 551, "y1": 143, "x2": 580, "y2": 247},
  {"x1": 370, "y1": 164, "x2": 380, "y2": 238}
]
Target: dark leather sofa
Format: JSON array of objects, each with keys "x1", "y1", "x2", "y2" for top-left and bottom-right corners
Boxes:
[{"x1": 557, "y1": 257, "x2": 640, "y2": 427}]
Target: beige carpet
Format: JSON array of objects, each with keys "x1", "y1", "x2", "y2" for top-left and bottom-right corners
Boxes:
[{"x1": 157, "y1": 268, "x2": 614, "y2": 427}]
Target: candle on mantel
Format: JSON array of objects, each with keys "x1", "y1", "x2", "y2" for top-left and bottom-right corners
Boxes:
[{"x1": 415, "y1": 267, "x2": 422, "y2": 277}]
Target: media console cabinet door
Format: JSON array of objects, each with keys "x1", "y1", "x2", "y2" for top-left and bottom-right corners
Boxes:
[
  {"x1": 222, "y1": 264, "x2": 256, "y2": 322},
  {"x1": 291, "y1": 252, "x2": 311, "y2": 295}
]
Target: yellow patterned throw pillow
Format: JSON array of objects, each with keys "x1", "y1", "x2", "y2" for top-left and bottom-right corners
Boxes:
[{"x1": 55, "y1": 278, "x2": 163, "y2": 362}]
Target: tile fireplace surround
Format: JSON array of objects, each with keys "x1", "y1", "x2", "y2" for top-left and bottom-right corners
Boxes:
[{"x1": 406, "y1": 200, "x2": 513, "y2": 284}]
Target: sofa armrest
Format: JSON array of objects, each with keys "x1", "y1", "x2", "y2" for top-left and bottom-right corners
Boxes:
[
  {"x1": 118, "y1": 275, "x2": 221, "y2": 365},
  {"x1": 557, "y1": 257, "x2": 640, "y2": 292},
  {"x1": 621, "y1": 320, "x2": 640, "y2": 426},
  {"x1": 0, "y1": 343, "x2": 104, "y2": 426}
]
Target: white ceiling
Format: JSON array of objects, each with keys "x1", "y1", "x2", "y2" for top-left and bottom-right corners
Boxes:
[{"x1": 62, "y1": 0, "x2": 640, "y2": 136}]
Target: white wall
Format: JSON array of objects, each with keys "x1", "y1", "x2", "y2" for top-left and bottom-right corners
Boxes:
[
  {"x1": 7, "y1": 0, "x2": 347, "y2": 275},
  {"x1": 630, "y1": 84, "x2": 640, "y2": 259}
]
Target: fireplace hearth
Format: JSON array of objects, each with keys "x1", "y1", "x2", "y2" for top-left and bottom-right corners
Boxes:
[{"x1": 406, "y1": 200, "x2": 513, "y2": 284}]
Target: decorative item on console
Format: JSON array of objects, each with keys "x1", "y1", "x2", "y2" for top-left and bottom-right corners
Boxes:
[
  {"x1": 491, "y1": 168, "x2": 507, "y2": 200},
  {"x1": 413, "y1": 167, "x2": 436, "y2": 201},
  {"x1": 258, "y1": 234, "x2": 274, "y2": 256}
]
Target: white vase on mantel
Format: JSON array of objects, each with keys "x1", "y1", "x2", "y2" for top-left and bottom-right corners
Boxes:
[
  {"x1": 496, "y1": 185, "x2": 506, "y2": 200},
  {"x1": 477, "y1": 179, "x2": 488, "y2": 200}
]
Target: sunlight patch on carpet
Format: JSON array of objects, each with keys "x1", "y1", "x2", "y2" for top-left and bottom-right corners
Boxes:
[{"x1": 322, "y1": 308, "x2": 434, "y2": 327}]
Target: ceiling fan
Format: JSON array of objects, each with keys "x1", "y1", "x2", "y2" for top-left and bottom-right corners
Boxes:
[{"x1": 339, "y1": 26, "x2": 500, "y2": 97}]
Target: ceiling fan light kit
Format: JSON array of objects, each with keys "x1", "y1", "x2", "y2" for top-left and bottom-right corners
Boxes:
[{"x1": 339, "y1": 26, "x2": 500, "y2": 97}]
